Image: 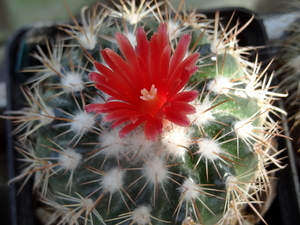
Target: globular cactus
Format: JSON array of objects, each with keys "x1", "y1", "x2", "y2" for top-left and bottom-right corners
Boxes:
[
  {"x1": 275, "y1": 17, "x2": 300, "y2": 150},
  {"x1": 4, "y1": 1, "x2": 286, "y2": 224}
]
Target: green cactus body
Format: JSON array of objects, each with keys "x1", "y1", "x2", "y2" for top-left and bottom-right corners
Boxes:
[{"x1": 5, "y1": 1, "x2": 285, "y2": 225}]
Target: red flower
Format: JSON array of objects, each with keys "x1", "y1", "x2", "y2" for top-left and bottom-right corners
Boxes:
[{"x1": 85, "y1": 23, "x2": 199, "y2": 141}]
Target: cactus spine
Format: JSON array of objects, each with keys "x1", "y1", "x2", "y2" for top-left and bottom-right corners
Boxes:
[
  {"x1": 4, "y1": 1, "x2": 286, "y2": 224},
  {"x1": 276, "y1": 17, "x2": 300, "y2": 150}
]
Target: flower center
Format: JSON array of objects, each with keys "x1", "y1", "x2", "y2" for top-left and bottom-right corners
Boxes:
[
  {"x1": 139, "y1": 84, "x2": 166, "y2": 117},
  {"x1": 140, "y1": 84, "x2": 157, "y2": 101}
]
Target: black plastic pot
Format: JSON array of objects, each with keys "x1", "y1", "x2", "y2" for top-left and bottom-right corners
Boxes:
[
  {"x1": 4, "y1": 24, "x2": 68, "y2": 225},
  {"x1": 3, "y1": 7, "x2": 299, "y2": 225},
  {"x1": 266, "y1": 101, "x2": 300, "y2": 225},
  {"x1": 5, "y1": 26, "x2": 37, "y2": 225},
  {"x1": 204, "y1": 7, "x2": 268, "y2": 50}
]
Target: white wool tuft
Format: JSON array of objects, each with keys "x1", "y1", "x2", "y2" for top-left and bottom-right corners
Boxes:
[
  {"x1": 131, "y1": 205, "x2": 152, "y2": 225},
  {"x1": 182, "y1": 216, "x2": 195, "y2": 225},
  {"x1": 61, "y1": 72, "x2": 84, "y2": 93},
  {"x1": 234, "y1": 120, "x2": 254, "y2": 139},
  {"x1": 167, "y1": 20, "x2": 182, "y2": 40},
  {"x1": 207, "y1": 76, "x2": 233, "y2": 94},
  {"x1": 189, "y1": 98, "x2": 214, "y2": 126},
  {"x1": 234, "y1": 90, "x2": 248, "y2": 98},
  {"x1": 77, "y1": 31, "x2": 98, "y2": 50},
  {"x1": 59, "y1": 149, "x2": 82, "y2": 170},
  {"x1": 127, "y1": 131, "x2": 157, "y2": 159},
  {"x1": 101, "y1": 168, "x2": 124, "y2": 194},
  {"x1": 71, "y1": 111, "x2": 95, "y2": 134},
  {"x1": 162, "y1": 126, "x2": 189, "y2": 157},
  {"x1": 225, "y1": 175, "x2": 238, "y2": 190},
  {"x1": 210, "y1": 38, "x2": 226, "y2": 54},
  {"x1": 143, "y1": 158, "x2": 168, "y2": 184},
  {"x1": 198, "y1": 139, "x2": 221, "y2": 160},
  {"x1": 125, "y1": 32, "x2": 137, "y2": 47},
  {"x1": 100, "y1": 129, "x2": 128, "y2": 158},
  {"x1": 81, "y1": 198, "x2": 94, "y2": 211},
  {"x1": 39, "y1": 107, "x2": 55, "y2": 124},
  {"x1": 178, "y1": 178, "x2": 200, "y2": 201}
]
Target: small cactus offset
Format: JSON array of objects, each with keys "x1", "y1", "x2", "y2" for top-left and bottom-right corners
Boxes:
[{"x1": 4, "y1": 1, "x2": 286, "y2": 224}]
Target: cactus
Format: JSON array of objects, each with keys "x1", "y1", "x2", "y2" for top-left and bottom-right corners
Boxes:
[
  {"x1": 4, "y1": 1, "x2": 286, "y2": 224},
  {"x1": 275, "y1": 17, "x2": 300, "y2": 150}
]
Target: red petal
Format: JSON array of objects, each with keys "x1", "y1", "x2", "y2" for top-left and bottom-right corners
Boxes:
[
  {"x1": 119, "y1": 119, "x2": 145, "y2": 138},
  {"x1": 144, "y1": 118, "x2": 163, "y2": 141},
  {"x1": 165, "y1": 111, "x2": 190, "y2": 127},
  {"x1": 157, "y1": 23, "x2": 169, "y2": 49},
  {"x1": 168, "y1": 53, "x2": 199, "y2": 86},
  {"x1": 94, "y1": 84, "x2": 133, "y2": 105},
  {"x1": 90, "y1": 68, "x2": 136, "y2": 104},
  {"x1": 99, "y1": 102, "x2": 137, "y2": 113},
  {"x1": 136, "y1": 27, "x2": 150, "y2": 64},
  {"x1": 111, "y1": 118, "x2": 129, "y2": 128},
  {"x1": 101, "y1": 49, "x2": 137, "y2": 90},
  {"x1": 116, "y1": 32, "x2": 139, "y2": 68},
  {"x1": 94, "y1": 61, "x2": 114, "y2": 77},
  {"x1": 85, "y1": 104, "x2": 103, "y2": 113},
  {"x1": 155, "y1": 46, "x2": 171, "y2": 91},
  {"x1": 103, "y1": 109, "x2": 141, "y2": 122},
  {"x1": 89, "y1": 73, "x2": 105, "y2": 85},
  {"x1": 135, "y1": 27, "x2": 151, "y2": 86},
  {"x1": 172, "y1": 90, "x2": 199, "y2": 102},
  {"x1": 166, "y1": 101, "x2": 196, "y2": 114},
  {"x1": 167, "y1": 62, "x2": 199, "y2": 97},
  {"x1": 150, "y1": 23, "x2": 169, "y2": 86},
  {"x1": 169, "y1": 34, "x2": 191, "y2": 71},
  {"x1": 150, "y1": 33, "x2": 162, "y2": 81}
]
